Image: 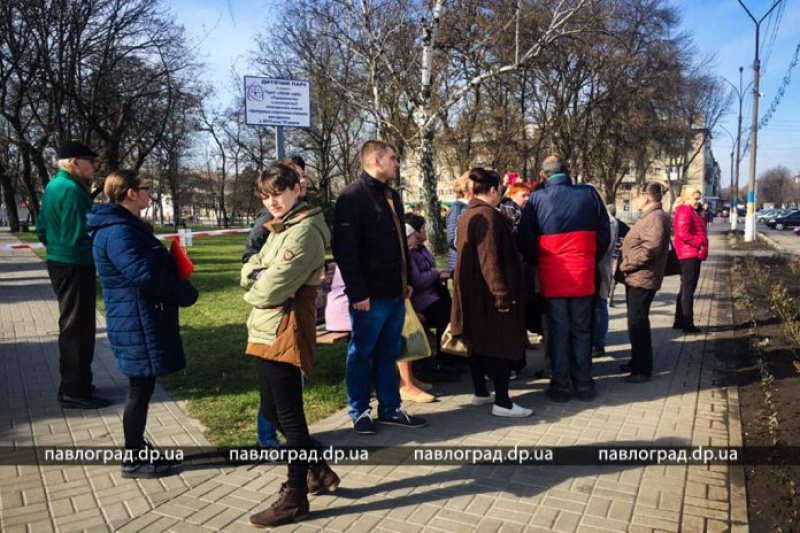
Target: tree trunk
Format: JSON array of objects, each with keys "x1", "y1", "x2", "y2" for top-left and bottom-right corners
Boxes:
[
  {"x1": 418, "y1": 125, "x2": 443, "y2": 254},
  {"x1": 0, "y1": 163, "x2": 21, "y2": 232},
  {"x1": 17, "y1": 144, "x2": 41, "y2": 220}
]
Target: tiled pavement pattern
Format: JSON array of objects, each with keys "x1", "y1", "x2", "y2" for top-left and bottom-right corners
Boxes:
[{"x1": 1, "y1": 225, "x2": 747, "y2": 532}]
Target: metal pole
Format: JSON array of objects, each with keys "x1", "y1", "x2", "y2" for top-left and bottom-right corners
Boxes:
[
  {"x1": 733, "y1": 66, "x2": 745, "y2": 231},
  {"x1": 275, "y1": 126, "x2": 286, "y2": 160},
  {"x1": 738, "y1": 0, "x2": 783, "y2": 241}
]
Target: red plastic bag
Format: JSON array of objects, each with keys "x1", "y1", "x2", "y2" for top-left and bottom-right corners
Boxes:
[{"x1": 170, "y1": 238, "x2": 194, "y2": 281}]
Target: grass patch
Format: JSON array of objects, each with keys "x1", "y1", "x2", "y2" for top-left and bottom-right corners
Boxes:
[{"x1": 158, "y1": 234, "x2": 348, "y2": 447}]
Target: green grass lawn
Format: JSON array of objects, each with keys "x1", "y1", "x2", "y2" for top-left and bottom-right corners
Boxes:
[
  {"x1": 159, "y1": 234, "x2": 348, "y2": 446},
  {"x1": 14, "y1": 230, "x2": 348, "y2": 447}
]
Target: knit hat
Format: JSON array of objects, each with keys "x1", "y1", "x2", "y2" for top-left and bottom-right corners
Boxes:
[{"x1": 58, "y1": 141, "x2": 98, "y2": 159}]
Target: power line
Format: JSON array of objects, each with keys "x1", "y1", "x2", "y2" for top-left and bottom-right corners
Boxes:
[
  {"x1": 760, "y1": 0, "x2": 785, "y2": 74},
  {"x1": 740, "y1": 38, "x2": 800, "y2": 157}
]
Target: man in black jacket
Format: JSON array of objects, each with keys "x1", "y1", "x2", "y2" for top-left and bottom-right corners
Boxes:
[{"x1": 333, "y1": 140, "x2": 426, "y2": 434}]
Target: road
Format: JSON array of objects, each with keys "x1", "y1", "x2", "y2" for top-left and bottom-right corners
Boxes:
[{"x1": 758, "y1": 224, "x2": 800, "y2": 254}]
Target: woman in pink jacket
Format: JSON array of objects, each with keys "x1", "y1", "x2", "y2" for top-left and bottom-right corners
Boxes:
[{"x1": 673, "y1": 185, "x2": 709, "y2": 334}]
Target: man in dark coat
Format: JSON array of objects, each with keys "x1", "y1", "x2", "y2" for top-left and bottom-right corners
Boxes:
[{"x1": 333, "y1": 140, "x2": 426, "y2": 434}]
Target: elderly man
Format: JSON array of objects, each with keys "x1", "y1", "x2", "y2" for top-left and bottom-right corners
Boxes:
[
  {"x1": 333, "y1": 140, "x2": 426, "y2": 434},
  {"x1": 618, "y1": 182, "x2": 671, "y2": 383},
  {"x1": 519, "y1": 155, "x2": 610, "y2": 403},
  {"x1": 37, "y1": 141, "x2": 110, "y2": 409}
]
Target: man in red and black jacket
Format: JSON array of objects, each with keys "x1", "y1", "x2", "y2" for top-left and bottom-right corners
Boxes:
[{"x1": 518, "y1": 155, "x2": 610, "y2": 403}]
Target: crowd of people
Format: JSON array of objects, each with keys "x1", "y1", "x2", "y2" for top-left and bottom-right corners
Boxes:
[{"x1": 34, "y1": 139, "x2": 711, "y2": 528}]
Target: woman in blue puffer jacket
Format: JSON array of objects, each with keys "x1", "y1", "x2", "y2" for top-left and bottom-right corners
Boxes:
[{"x1": 87, "y1": 170, "x2": 198, "y2": 479}]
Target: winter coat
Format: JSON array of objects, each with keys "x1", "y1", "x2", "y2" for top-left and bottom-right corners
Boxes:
[
  {"x1": 409, "y1": 244, "x2": 443, "y2": 313},
  {"x1": 87, "y1": 203, "x2": 199, "y2": 377},
  {"x1": 620, "y1": 202, "x2": 671, "y2": 292},
  {"x1": 242, "y1": 203, "x2": 331, "y2": 349},
  {"x1": 333, "y1": 171, "x2": 409, "y2": 303},
  {"x1": 445, "y1": 200, "x2": 467, "y2": 272},
  {"x1": 451, "y1": 199, "x2": 525, "y2": 361},
  {"x1": 518, "y1": 173, "x2": 610, "y2": 298},
  {"x1": 37, "y1": 169, "x2": 94, "y2": 265},
  {"x1": 673, "y1": 204, "x2": 709, "y2": 261}
]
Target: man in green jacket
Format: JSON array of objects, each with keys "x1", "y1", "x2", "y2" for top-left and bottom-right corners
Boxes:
[{"x1": 37, "y1": 141, "x2": 110, "y2": 409}]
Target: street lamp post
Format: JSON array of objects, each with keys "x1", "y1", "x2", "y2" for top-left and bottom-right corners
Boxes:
[
  {"x1": 718, "y1": 126, "x2": 736, "y2": 216},
  {"x1": 737, "y1": 0, "x2": 783, "y2": 241},
  {"x1": 721, "y1": 67, "x2": 752, "y2": 231}
]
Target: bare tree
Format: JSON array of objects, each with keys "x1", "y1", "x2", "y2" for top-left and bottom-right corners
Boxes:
[{"x1": 758, "y1": 165, "x2": 794, "y2": 206}]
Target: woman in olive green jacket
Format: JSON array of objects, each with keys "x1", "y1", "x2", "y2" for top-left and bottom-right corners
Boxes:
[{"x1": 241, "y1": 163, "x2": 338, "y2": 528}]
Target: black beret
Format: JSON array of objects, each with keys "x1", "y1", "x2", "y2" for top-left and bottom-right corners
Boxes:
[{"x1": 58, "y1": 141, "x2": 98, "y2": 159}]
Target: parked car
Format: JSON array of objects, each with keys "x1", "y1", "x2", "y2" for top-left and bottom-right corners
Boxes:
[
  {"x1": 766, "y1": 210, "x2": 800, "y2": 230},
  {"x1": 758, "y1": 208, "x2": 789, "y2": 224}
]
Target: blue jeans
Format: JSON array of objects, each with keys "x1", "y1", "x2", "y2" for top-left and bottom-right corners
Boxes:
[
  {"x1": 593, "y1": 296, "x2": 609, "y2": 349},
  {"x1": 544, "y1": 297, "x2": 594, "y2": 395},
  {"x1": 257, "y1": 408, "x2": 279, "y2": 447},
  {"x1": 346, "y1": 298, "x2": 404, "y2": 420}
]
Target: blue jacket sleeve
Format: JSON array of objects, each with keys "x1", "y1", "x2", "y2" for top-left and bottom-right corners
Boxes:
[{"x1": 106, "y1": 227, "x2": 197, "y2": 307}]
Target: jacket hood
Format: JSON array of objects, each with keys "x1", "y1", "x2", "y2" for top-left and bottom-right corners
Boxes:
[{"x1": 86, "y1": 203, "x2": 150, "y2": 236}]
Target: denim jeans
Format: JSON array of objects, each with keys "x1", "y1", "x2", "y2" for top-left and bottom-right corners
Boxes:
[
  {"x1": 593, "y1": 296, "x2": 609, "y2": 349},
  {"x1": 544, "y1": 296, "x2": 594, "y2": 395},
  {"x1": 346, "y1": 298, "x2": 404, "y2": 420},
  {"x1": 256, "y1": 408, "x2": 279, "y2": 447}
]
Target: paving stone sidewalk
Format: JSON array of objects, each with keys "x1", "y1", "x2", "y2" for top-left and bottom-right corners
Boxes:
[{"x1": 0, "y1": 226, "x2": 747, "y2": 533}]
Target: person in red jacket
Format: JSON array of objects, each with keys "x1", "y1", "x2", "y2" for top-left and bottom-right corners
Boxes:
[{"x1": 672, "y1": 185, "x2": 709, "y2": 334}]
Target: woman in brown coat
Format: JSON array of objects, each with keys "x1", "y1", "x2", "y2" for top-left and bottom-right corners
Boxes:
[
  {"x1": 618, "y1": 182, "x2": 671, "y2": 383},
  {"x1": 451, "y1": 168, "x2": 532, "y2": 417}
]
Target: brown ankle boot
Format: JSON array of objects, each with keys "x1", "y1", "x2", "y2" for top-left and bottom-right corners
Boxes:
[
  {"x1": 307, "y1": 463, "x2": 341, "y2": 495},
  {"x1": 249, "y1": 483, "x2": 309, "y2": 528}
]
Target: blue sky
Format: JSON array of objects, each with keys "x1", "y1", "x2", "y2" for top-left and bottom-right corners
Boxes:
[{"x1": 170, "y1": 0, "x2": 800, "y2": 185}]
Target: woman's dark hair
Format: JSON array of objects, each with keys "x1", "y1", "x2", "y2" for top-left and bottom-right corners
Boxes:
[
  {"x1": 638, "y1": 181, "x2": 666, "y2": 202},
  {"x1": 405, "y1": 212, "x2": 425, "y2": 232},
  {"x1": 256, "y1": 163, "x2": 300, "y2": 196},
  {"x1": 103, "y1": 169, "x2": 142, "y2": 203},
  {"x1": 468, "y1": 167, "x2": 501, "y2": 196}
]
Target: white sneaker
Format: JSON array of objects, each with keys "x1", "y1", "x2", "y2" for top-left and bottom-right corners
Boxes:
[
  {"x1": 471, "y1": 393, "x2": 495, "y2": 406},
  {"x1": 492, "y1": 403, "x2": 533, "y2": 418}
]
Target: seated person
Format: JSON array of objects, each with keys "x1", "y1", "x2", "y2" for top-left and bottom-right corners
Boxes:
[{"x1": 405, "y1": 214, "x2": 459, "y2": 381}]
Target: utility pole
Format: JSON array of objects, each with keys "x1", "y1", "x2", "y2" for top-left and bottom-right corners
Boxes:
[
  {"x1": 738, "y1": 0, "x2": 783, "y2": 241},
  {"x1": 722, "y1": 67, "x2": 752, "y2": 231},
  {"x1": 718, "y1": 126, "x2": 736, "y2": 214}
]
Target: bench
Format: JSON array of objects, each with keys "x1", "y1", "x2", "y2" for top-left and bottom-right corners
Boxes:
[{"x1": 315, "y1": 261, "x2": 351, "y2": 345}]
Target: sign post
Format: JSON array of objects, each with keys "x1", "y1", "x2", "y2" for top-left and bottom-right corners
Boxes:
[{"x1": 244, "y1": 76, "x2": 311, "y2": 161}]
